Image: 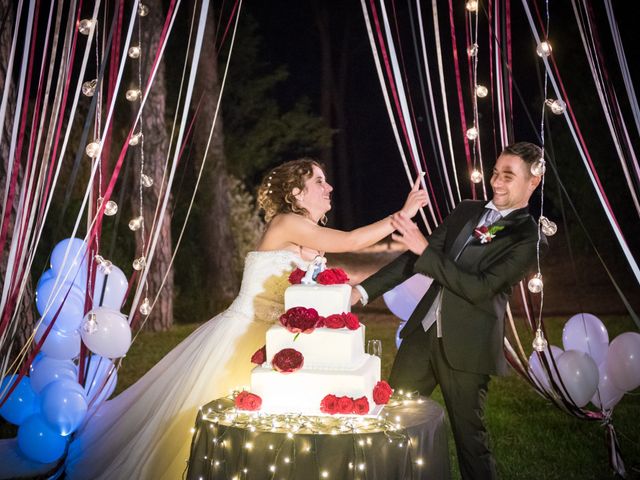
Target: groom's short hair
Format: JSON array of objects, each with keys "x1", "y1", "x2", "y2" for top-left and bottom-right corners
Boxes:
[{"x1": 501, "y1": 142, "x2": 542, "y2": 166}]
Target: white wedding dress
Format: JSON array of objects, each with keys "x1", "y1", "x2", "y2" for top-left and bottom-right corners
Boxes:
[{"x1": 4, "y1": 250, "x2": 305, "y2": 480}]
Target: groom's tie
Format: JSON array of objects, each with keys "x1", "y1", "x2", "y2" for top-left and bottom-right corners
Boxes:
[{"x1": 421, "y1": 207, "x2": 502, "y2": 335}]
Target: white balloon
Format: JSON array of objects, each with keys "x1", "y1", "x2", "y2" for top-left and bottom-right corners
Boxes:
[
  {"x1": 80, "y1": 308, "x2": 131, "y2": 359},
  {"x1": 556, "y1": 350, "x2": 599, "y2": 407},
  {"x1": 383, "y1": 274, "x2": 432, "y2": 321},
  {"x1": 30, "y1": 356, "x2": 77, "y2": 394},
  {"x1": 591, "y1": 361, "x2": 625, "y2": 410},
  {"x1": 606, "y1": 332, "x2": 640, "y2": 392},
  {"x1": 528, "y1": 345, "x2": 563, "y2": 393},
  {"x1": 50, "y1": 238, "x2": 88, "y2": 286},
  {"x1": 562, "y1": 313, "x2": 609, "y2": 365},
  {"x1": 34, "y1": 322, "x2": 81, "y2": 360},
  {"x1": 35, "y1": 278, "x2": 85, "y2": 332},
  {"x1": 93, "y1": 265, "x2": 128, "y2": 309}
]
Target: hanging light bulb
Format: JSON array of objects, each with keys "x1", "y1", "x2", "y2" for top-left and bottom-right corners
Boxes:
[
  {"x1": 128, "y1": 45, "x2": 141, "y2": 59},
  {"x1": 85, "y1": 141, "x2": 101, "y2": 158},
  {"x1": 132, "y1": 256, "x2": 146, "y2": 271},
  {"x1": 470, "y1": 169, "x2": 483, "y2": 183},
  {"x1": 465, "y1": 0, "x2": 478, "y2": 12},
  {"x1": 138, "y1": 3, "x2": 149, "y2": 16},
  {"x1": 467, "y1": 43, "x2": 479, "y2": 57},
  {"x1": 94, "y1": 254, "x2": 105, "y2": 265},
  {"x1": 530, "y1": 158, "x2": 546, "y2": 176},
  {"x1": 139, "y1": 298, "x2": 152, "y2": 315},
  {"x1": 82, "y1": 79, "x2": 97, "y2": 97},
  {"x1": 536, "y1": 41, "x2": 552, "y2": 57},
  {"x1": 141, "y1": 173, "x2": 154, "y2": 188},
  {"x1": 545, "y1": 98, "x2": 566, "y2": 115},
  {"x1": 475, "y1": 85, "x2": 488, "y2": 98},
  {"x1": 78, "y1": 19, "x2": 95, "y2": 35},
  {"x1": 104, "y1": 200, "x2": 118, "y2": 216},
  {"x1": 99, "y1": 259, "x2": 113, "y2": 274},
  {"x1": 128, "y1": 132, "x2": 143, "y2": 146},
  {"x1": 82, "y1": 313, "x2": 98, "y2": 334},
  {"x1": 539, "y1": 216, "x2": 558, "y2": 236},
  {"x1": 128, "y1": 216, "x2": 144, "y2": 231},
  {"x1": 466, "y1": 126, "x2": 478, "y2": 140},
  {"x1": 528, "y1": 273, "x2": 544, "y2": 293},
  {"x1": 126, "y1": 89, "x2": 141, "y2": 101},
  {"x1": 532, "y1": 329, "x2": 548, "y2": 352}
]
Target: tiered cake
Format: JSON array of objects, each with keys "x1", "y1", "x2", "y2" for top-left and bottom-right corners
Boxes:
[{"x1": 249, "y1": 280, "x2": 385, "y2": 416}]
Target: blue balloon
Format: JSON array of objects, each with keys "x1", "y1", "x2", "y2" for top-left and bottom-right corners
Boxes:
[
  {"x1": 29, "y1": 356, "x2": 77, "y2": 394},
  {"x1": 83, "y1": 355, "x2": 117, "y2": 406},
  {"x1": 41, "y1": 379, "x2": 88, "y2": 436},
  {"x1": 0, "y1": 375, "x2": 39, "y2": 425},
  {"x1": 50, "y1": 238, "x2": 88, "y2": 286},
  {"x1": 29, "y1": 352, "x2": 45, "y2": 375},
  {"x1": 35, "y1": 278, "x2": 85, "y2": 332},
  {"x1": 17, "y1": 414, "x2": 67, "y2": 463},
  {"x1": 36, "y1": 269, "x2": 55, "y2": 291},
  {"x1": 34, "y1": 322, "x2": 81, "y2": 360}
]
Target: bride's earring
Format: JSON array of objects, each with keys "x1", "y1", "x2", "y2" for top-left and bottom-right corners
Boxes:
[{"x1": 320, "y1": 215, "x2": 328, "y2": 226}]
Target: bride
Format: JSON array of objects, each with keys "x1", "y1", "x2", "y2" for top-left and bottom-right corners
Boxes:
[{"x1": 61, "y1": 158, "x2": 427, "y2": 479}]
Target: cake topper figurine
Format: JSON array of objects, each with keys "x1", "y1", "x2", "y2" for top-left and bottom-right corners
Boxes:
[{"x1": 301, "y1": 255, "x2": 327, "y2": 284}]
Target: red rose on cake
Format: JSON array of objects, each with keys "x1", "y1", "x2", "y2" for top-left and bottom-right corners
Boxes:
[
  {"x1": 322, "y1": 312, "x2": 359, "y2": 330},
  {"x1": 235, "y1": 391, "x2": 262, "y2": 411},
  {"x1": 288, "y1": 268, "x2": 306, "y2": 285},
  {"x1": 279, "y1": 307, "x2": 320, "y2": 334},
  {"x1": 250, "y1": 345, "x2": 266, "y2": 364},
  {"x1": 272, "y1": 348, "x2": 304, "y2": 373},
  {"x1": 343, "y1": 312, "x2": 360, "y2": 330},
  {"x1": 316, "y1": 268, "x2": 349, "y2": 285},
  {"x1": 337, "y1": 396, "x2": 355, "y2": 414},
  {"x1": 372, "y1": 380, "x2": 393, "y2": 405},
  {"x1": 320, "y1": 394, "x2": 339, "y2": 414},
  {"x1": 353, "y1": 396, "x2": 370, "y2": 415}
]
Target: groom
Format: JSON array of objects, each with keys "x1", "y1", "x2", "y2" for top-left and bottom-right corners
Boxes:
[{"x1": 352, "y1": 142, "x2": 547, "y2": 479}]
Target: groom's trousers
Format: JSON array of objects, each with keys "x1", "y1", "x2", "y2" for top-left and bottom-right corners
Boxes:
[{"x1": 389, "y1": 325, "x2": 497, "y2": 480}]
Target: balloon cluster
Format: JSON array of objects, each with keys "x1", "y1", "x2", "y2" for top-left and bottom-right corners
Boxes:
[
  {"x1": 529, "y1": 313, "x2": 640, "y2": 410},
  {"x1": 0, "y1": 238, "x2": 131, "y2": 463}
]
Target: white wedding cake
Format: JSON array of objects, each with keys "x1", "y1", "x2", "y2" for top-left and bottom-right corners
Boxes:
[{"x1": 248, "y1": 276, "x2": 387, "y2": 416}]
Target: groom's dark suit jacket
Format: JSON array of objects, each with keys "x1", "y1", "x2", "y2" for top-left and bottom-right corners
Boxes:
[{"x1": 362, "y1": 200, "x2": 546, "y2": 376}]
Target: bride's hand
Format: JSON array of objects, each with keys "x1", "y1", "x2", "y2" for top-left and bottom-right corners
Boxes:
[{"x1": 400, "y1": 174, "x2": 429, "y2": 218}]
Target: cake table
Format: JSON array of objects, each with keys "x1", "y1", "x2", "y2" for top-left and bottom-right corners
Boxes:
[{"x1": 186, "y1": 395, "x2": 450, "y2": 479}]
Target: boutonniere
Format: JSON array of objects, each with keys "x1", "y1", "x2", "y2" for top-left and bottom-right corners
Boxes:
[{"x1": 473, "y1": 225, "x2": 505, "y2": 244}]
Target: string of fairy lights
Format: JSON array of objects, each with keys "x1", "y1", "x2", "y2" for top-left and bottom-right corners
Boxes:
[{"x1": 191, "y1": 390, "x2": 429, "y2": 479}]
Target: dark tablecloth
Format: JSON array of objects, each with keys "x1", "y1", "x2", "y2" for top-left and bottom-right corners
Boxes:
[{"x1": 186, "y1": 396, "x2": 450, "y2": 479}]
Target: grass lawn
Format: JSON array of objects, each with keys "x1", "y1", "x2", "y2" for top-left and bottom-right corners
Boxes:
[{"x1": 111, "y1": 313, "x2": 640, "y2": 480}]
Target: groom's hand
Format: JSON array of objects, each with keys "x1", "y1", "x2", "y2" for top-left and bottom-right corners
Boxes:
[
  {"x1": 391, "y1": 212, "x2": 429, "y2": 255},
  {"x1": 350, "y1": 286, "x2": 362, "y2": 306}
]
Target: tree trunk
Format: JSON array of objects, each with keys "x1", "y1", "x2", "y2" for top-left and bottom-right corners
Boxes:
[
  {"x1": 134, "y1": 1, "x2": 173, "y2": 331},
  {"x1": 192, "y1": 6, "x2": 238, "y2": 312},
  {"x1": 0, "y1": 0, "x2": 37, "y2": 365}
]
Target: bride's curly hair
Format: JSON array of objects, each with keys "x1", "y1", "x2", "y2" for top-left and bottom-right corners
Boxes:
[{"x1": 257, "y1": 158, "x2": 323, "y2": 222}]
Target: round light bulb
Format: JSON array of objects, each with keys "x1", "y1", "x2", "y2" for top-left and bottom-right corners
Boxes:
[
  {"x1": 104, "y1": 200, "x2": 118, "y2": 216},
  {"x1": 466, "y1": 126, "x2": 478, "y2": 140},
  {"x1": 139, "y1": 298, "x2": 152, "y2": 315},
  {"x1": 545, "y1": 98, "x2": 566, "y2": 115},
  {"x1": 128, "y1": 45, "x2": 141, "y2": 59},
  {"x1": 465, "y1": 0, "x2": 478, "y2": 12},
  {"x1": 475, "y1": 85, "x2": 488, "y2": 98},
  {"x1": 82, "y1": 79, "x2": 97, "y2": 97},
  {"x1": 532, "y1": 329, "x2": 548, "y2": 352},
  {"x1": 528, "y1": 273, "x2": 543, "y2": 293},
  {"x1": 99, "y1": 259, "x2": 113, "y2": 274},
  {"x1": 539, "y1": 216, "x2": 558, "y2": 236},
  {"x1": 132, "y1": 256, "x2": 146, "y2": 271},
  {"x1": 126, "y1": 89, "x2": 141, "y2": 102},
  {"x1": 78, "y1": 19, "x2": 94, "y2": 35},
  {"x1": 470, "y1": 169, "x2": 483, "y2": 183},
  {"x1": 530, "y1": 159, "x2": 546, "y2": 176},
  {"x1": 467, "y1": 43, "x2": 479, "y2": 57},
  {"x1": 141, "y1": 173, "x2": 154, "y2": 188},
  {"x1": 138, "y1": 3, "x2": 149, "y2": 16},
  {"x1": 85, "y1": 141, "x2": 101, "y2": 158},
  {"x1": 82, "y1": 313, "x2": 98, "y2": 334},
  {"x1": 128, "y1": 216, "x2": 144, "y2": 231},
  {"x1": 536, "y1": 41, "x2": 552, "y2": 57},
  {"x1": 128, "y1": 132, "x2": 143, "y2": 146},
  {"x1": 94, "y1": 254, "x2": 105, "y2": 265}
]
